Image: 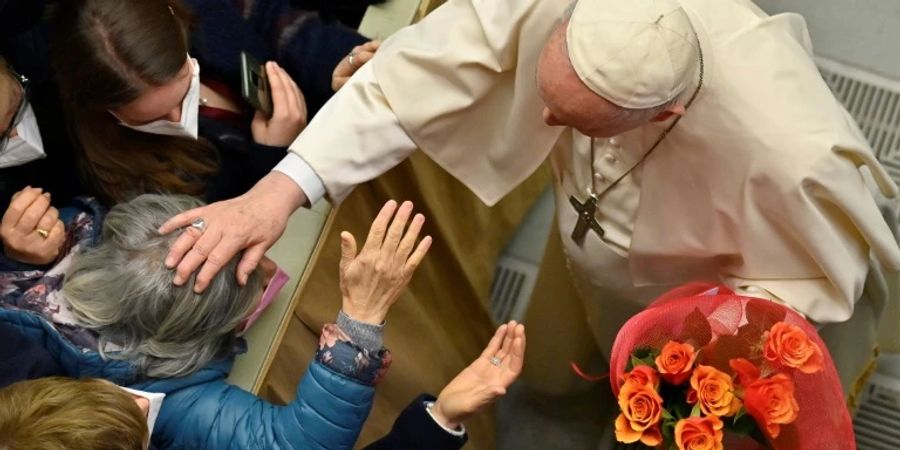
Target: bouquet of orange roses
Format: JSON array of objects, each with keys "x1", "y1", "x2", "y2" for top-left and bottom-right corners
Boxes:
[{"x1": 609, "y1": 284, "x2": 854, "y2": 450}]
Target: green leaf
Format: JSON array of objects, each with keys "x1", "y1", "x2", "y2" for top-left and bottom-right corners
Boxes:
[
  {"x1": 733, "y1": 407, "x2": 747, "y2": 424},
  {"x1": 661, "y1": 408, "x2": 675, "y2": 421},
  {"x1": 690, "y1": 404, "x2": 702, "y2": 417},
  {"x1": 730, "y1": 411, "x2": 759, "y2": 436}
]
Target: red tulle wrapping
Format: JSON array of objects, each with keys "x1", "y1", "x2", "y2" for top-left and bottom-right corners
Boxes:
[{"x1": 609, "y1": 283, "x2": 855, "y2": 449}]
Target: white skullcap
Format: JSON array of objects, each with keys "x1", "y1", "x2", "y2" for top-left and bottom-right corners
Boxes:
[{"x1": 566, "y1": 0, "x2": 700, "y2": 109}]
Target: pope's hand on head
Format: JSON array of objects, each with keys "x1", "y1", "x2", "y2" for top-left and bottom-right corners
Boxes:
[
  {"x1": 251, "y1": 61, "x2": 307, "y2": 147},
  {"x1": 158, "y1": 171, "x2": 306, "y2": 293},
  {"x1": 332, "y1": 40, "x2": 381, "y2": 92},
  {"x1": 431, "y1": 321, "x2": 526, "y2": 430},
  {"x1": 338, "y1": 200, "x2": 432, "y2": 325},
  {"x1": 1, "y1": 187, "x2": 66, "y2": 265}
]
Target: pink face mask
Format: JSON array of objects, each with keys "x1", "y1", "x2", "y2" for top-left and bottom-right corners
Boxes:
[{"x1": 236, "y1": 266, "x2": 290, "y2": 335}]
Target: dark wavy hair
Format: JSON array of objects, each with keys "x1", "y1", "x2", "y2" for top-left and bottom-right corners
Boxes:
[{"x1": 52, "y1": 0, "x2": 218, "y2": 203}]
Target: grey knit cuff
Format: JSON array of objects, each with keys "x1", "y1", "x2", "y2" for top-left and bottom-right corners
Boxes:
[{"x1": 337, "y1": 310, "x2": 385, "y2": 351}]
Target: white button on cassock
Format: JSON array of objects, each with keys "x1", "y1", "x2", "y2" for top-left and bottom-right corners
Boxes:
[{"x1": 604, "y1": 153, "x2": 616, "y2": 163}]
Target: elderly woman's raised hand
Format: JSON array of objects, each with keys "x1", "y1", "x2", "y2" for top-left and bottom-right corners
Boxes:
[
  {"x1": 431, "y1": 321, "x2": 526, "y2": 429},
  {"x1": 338, "y1": 200, "x2": 431, "y2": 325},
  {"x1": 332, "y1": 40, "x2": 381, "y2": 91},
  {"x1": 1, "y1": 187, "x2": 65, "y2": 265}
]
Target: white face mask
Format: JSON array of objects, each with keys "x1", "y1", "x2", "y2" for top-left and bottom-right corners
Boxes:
[
  {"x1": 114, "y1": 57, "x2": 201, "y2": 139},
  {"x1": 0, "y1": 103, "x2": 46, "y2": 168},
  {"x1": 119, "y1": 386, "x2": 166, "y2": 435}
]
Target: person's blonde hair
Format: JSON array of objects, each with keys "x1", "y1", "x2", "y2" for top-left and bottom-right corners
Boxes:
[{"x1": 0, "y1": 377, "x2": 148, "y2": 450}]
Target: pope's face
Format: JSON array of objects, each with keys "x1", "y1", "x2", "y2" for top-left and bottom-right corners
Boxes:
[{"x1": 536, "y1": 23, "x2": 644, "y2": 138}]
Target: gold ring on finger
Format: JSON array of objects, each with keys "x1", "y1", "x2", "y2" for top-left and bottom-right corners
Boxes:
[{"x1": 36, "y1": 228, "x2": 50, "y2": 239}]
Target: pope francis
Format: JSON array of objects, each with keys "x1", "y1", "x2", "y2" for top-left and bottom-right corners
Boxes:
[{"x1": 162, "y1": 0, "x2": 900, "y2": 410}]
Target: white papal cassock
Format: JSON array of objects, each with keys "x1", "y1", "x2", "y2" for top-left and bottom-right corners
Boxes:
[{"x1": 283, "y1": 0, "x2": 900, "y2": 394}]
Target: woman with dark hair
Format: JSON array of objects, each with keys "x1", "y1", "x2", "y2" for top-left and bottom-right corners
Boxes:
[{"x1": 51, "y1": 0, "x2": 368, "y2": 204}]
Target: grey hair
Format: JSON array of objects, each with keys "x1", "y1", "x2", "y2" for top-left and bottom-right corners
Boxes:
[{"x1": 63, "y1": 194, "x2": 263, "y2": 378}]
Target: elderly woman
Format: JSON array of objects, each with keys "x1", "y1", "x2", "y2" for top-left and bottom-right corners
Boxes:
[{"x1": 0, "y1": 194, "x2": 431, "y2": 449}]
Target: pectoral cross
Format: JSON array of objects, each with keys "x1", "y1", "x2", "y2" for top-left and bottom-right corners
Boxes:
[{"x1": 569, "y1": 193, "x2": 604, "y2": 244}]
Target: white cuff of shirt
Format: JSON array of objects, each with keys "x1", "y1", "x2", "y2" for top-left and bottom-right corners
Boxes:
[
  {"x1": 272, "y1": 153, "x2": 327, "y2": 206},
  {"x1": 424, "y1": 401, "x2": 466, "y2": 437}
]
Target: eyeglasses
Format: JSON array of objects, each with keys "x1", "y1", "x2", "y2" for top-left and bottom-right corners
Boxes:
[{"x1": 0, "y1": 70, "x2": 31, "y2": 152}]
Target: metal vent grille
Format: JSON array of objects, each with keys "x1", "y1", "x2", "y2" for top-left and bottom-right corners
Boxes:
[
  {"x1": 489, "y1": 256, "x2": 539, "y2": 324},
  {"x1": 855, "y1": 373, "x2": 900, "y2": 449},
  {"x1": 817, "y1": 57, "x2": 900, "y2": 183}
]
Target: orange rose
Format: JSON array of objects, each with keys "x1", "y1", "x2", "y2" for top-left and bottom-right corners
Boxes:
[
  {"x1": 624, "y1": 365, "x2": 660, "y2": 390},
  {"x1": 688, "y1": 365, "x2": 742, "y2": 417},
  {"x1": 615, "y1": 382, "x2": 663, "y2": 446},
  {"x1": 763, "y1": 322, "x2": 824, "y2": 374},
  {"x1": 675, "y1": 415, "x2": 724, "y2": 450},
  {"x1": 728, "y1": 358, "x2": 761, "y2": 387},
  {"x1": 655, "y1": 341, "x2": 698, "y2": 385},
  {"x1": 743, "y1": 374, "x2": 800, "y2": 439}
]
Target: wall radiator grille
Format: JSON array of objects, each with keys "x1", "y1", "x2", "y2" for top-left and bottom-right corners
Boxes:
[
  {"x1": 489, "y1": 255, "x2": 539, "y2": 324},
  {"x1": 854, "y1": 373, "x2": 900, "y2": 450},
  {"x1": 817, "y1": 57, "x2": 900, "y2": 185}
]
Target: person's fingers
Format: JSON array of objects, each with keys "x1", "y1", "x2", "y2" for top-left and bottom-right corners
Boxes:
[
  {"x1": 403, "y1": 235, "x2": 432, "y2": 274},
  {"x1": 362, "y1": 40, "x2": 381, "y2": 52},
  {"x1": 479, "y1": 324, "x2": 509, "y2": 360},
  {"x1": 266, "y1": 61, "x2": 288, "y2": 119},
  {"x1": 383, "y1": 201, "x2": 413, "y2": 251},
  {"x1": 354, "y1": 51, "x2": 376, "y2": 67},
  {"x1": 506, "y1": 336, "x2": 525, "y2": 377},
  {"x1": 36, "y1": 206, "x2": 59, "y2": 234},
  {"x1": 2, "y1": 187, "x2": 39, "y2": 230},
  {"x1": 173, "y1": 228, "x2": 222, "y2": 286},
  {"x1": 273, "y1": 64, "x2": 301, "y2": 118},
  {"x1": 236, "y1": 243, "x2": 267, "y2": 286},
  {"x1": 158, "y1": 206, "x2": 204, "y2": 235},
  {"x1": 40, "y1": 220, "x2": 66, "y2": 260},
  {"x1": 494, "y1": 320, "x2": 517, "y2": 359},
  {"x1": 164, "y1": 218, "x2": 205, "y2": 268},
  {"x1": 15, "y1": 192, "x2": 51, "y2": 233},
  {"x1": 363, "y1": 200, "x2": 398, "y2": 252},
  {"x1": 396, "y1": 213, "x2": 424, "y2": 261},
  {"x1": 193, "y1": 234, "x2": 244, "y2": 293},
  {"x1": 339, "y1": 231, "x2": 358, "y2": 270}
]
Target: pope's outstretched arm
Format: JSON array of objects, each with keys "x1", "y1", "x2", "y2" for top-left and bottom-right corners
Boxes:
[
  {"x1": 157, "y1": 60, "x2": 419, "y2": 292},
  {"x1": 158, "y1": 0, "x2": 563, "y2": 292}
]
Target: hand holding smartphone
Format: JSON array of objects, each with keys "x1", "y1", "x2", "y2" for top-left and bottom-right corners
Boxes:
[{"x1": 240, "y1": 51, "x2": 273, "y2": 118}]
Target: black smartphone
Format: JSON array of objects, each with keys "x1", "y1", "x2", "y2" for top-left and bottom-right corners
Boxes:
[{"x1": 240, "y1": 51, "x2": 273, "y2": 118}]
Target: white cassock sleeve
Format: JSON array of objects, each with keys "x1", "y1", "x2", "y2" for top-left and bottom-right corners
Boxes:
[{"x1": 277, "y1": 63, "x2": 419, "y2": 204}]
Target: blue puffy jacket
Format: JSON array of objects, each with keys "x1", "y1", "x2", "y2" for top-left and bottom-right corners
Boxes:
[{"x1": 0, "y1": 308, "x2": 374, "y2": 450}]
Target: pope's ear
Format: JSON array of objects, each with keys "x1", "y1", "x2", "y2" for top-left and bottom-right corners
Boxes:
[{"x1": 650, "y1": 104, "x2": 685, "y2": 122}]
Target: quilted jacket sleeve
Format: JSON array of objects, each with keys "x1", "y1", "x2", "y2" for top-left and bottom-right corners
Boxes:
[{"x1": 150, "y1": 362, "x2": 374, "y2": 450}]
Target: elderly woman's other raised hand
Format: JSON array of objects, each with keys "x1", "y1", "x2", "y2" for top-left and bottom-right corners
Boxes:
[
  {"x1": 338, "y1": 200, "x2": 431, "y2": 325},
  {"x1": 431, "y1": 321, "x2": 526, "y2": 429},
  {"x1": 1, "y1": 187, "x2": 65, "y2": 265},
  {"x1": 332, "y1": 40, "x2": 381, "y2": 91}
]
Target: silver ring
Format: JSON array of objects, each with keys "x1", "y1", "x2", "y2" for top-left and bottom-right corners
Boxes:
[
  {"x1": 190, "y1": 217, "x2": 206, "y2": 233},
  {"x1": 348, "y1": 52, "x2": 358, "y2": 68},
  {"x1": 489, "y1": 356, "x2": 502, "y2": 367}
]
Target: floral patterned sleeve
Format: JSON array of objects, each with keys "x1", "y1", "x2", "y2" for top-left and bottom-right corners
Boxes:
[{"x1": 316, "y1": 323, "x2": 392, "y2": 386}]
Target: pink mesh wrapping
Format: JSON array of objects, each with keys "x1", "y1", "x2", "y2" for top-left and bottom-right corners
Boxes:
[{"x1": 610, "y1": 283, "x2": 855, "y2": 449}]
